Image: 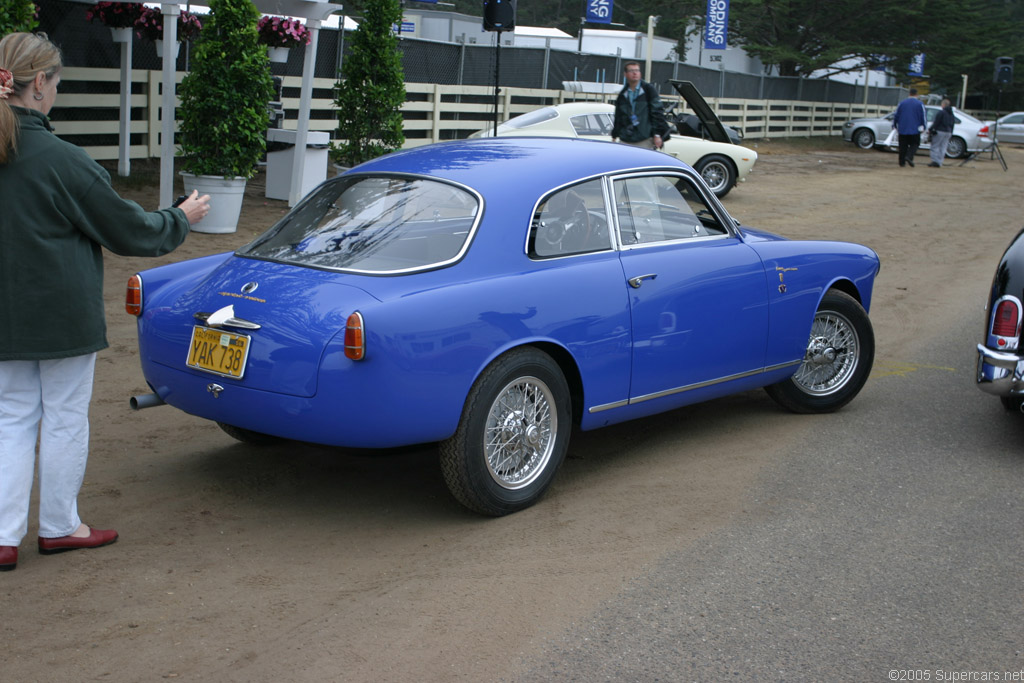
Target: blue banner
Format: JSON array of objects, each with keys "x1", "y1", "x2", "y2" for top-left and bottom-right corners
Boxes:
[
  {"x1": 586, "y1": 0, "x2": 613, "y2": 24},
  {"x1": 704, "y1": 0, "x2": 729, "y2": 50},
  {"x1": 908, "y1": 53, "x2": 926, "y2": 76}
]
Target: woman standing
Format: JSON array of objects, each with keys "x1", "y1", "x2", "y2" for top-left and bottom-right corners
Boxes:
[{"x1": 0, "y1": 33, "x2": 210, "y2": 572}]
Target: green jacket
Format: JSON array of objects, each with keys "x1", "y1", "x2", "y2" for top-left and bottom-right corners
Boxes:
[
  {"x1": 611, "y1": 80, "x2": 668, "y2": 143},
  {"x1": 0, "y1": 107, "x2": 190, "y2": 360}
]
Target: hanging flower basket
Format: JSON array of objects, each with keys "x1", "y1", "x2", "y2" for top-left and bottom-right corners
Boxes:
[
  {"x1": 85, "y1": 2, "x2": 145, "y2": 30},
  {"x1": 134, "y1": 6, "x2": 202, "y2": 43},
  {"x1": 256, "y1": 15, "x2": 311, "y2": 49}
]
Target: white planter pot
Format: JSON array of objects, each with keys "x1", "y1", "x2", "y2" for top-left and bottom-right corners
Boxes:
[
  {"x1": 180, "y1": 173, "x2": 247, "y2": 234},
  {"x1": 109, "y1": 27, "x2": 132, "y2": 43},
  {"x1": 155, "y1": 39, "x2": 179, "y2": 61},
  {"x1": 267, "y1": 46, "x2": 289, "y2": 63}
]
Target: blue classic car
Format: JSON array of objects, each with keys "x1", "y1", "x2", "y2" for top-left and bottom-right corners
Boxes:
[
  {"x1": 977, "y1": 228, "x2": 1024, "y2": 410},
  {"x1": 128, "y1": 138, "x2": 880, "y2": 515}
]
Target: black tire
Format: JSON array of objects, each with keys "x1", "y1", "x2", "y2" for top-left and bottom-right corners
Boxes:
[
  {"x1": 440, "y1": 348, "x2": 571, "y2": 516},
  {"x1": 217, "y1": 422, "x2": 283, "y2": 445},
  {"x1": 695, "y1": 154, "x2": 737, "y2": 198},
  {"x1": 1000, "y1": 396, "x2": 1024, "y2": 412},
  {"x1": 765, "y1": 290, "x2": 874, "y2": 414},
  {"x1": 853, "y1": 128, "x2": 876, "y2": 149},
  {"x1": 946, "y1": 136, "x2": 966, "y2": 158}
]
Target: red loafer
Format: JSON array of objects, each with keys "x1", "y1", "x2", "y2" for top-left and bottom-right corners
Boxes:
[
  {"x1": 0, "y1": 546, "x2": 16, "y2": 571},
  {"x1": 38, "y1": 528, "x2": 118, "y2": 555}
]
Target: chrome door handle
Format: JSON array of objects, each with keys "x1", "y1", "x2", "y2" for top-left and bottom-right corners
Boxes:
[{"x1": 628, "y1": 273, "x2": 657, "y2": 288}]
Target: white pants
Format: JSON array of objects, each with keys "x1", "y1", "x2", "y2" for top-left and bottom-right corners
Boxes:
[{"x1": 0, "y1": 353, "x2": 95, "y2": 545}]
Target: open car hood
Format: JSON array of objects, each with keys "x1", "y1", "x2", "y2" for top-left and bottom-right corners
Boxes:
[{"x1": 669, "y1": 80, "x2": 733, "y2": 145}]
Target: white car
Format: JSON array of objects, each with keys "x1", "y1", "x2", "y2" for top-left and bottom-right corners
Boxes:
[{"x1": 471, "y1": 102, "x2": 757, "y2": 198}]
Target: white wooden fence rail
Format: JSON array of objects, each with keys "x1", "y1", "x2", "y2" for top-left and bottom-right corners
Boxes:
[{"x1": 54, "y1": 66, "x2": 894, "y2": 162}]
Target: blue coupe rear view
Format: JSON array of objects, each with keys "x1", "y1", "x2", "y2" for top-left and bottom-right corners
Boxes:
[{"x1": 128, "y1": 138, "x2": 880, "y2": 515}]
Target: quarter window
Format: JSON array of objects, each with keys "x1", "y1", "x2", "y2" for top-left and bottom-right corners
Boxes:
[{"x1": 529, "y1": 179, "x2": 609, "y2": 258}]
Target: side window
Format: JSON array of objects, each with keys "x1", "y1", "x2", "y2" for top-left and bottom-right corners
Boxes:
[
  {"x1": 530, "y1": 179, "x2": 609, "y2": 258},
  {"x1": 613, "y1": 175, "x2": 727, "y2": 246}
]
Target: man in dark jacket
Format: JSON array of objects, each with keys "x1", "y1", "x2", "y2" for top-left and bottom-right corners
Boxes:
[
  {"x1": 928, "y1": 98, "x2": 955, "y2": 167},
  {"x1": 611, "y1": 62, "x2": 668, "y2": 150}
]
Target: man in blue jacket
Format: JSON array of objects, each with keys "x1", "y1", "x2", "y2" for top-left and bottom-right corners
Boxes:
[{"x1": 893, "y1": 88, "x2": 927, "y2": 167}]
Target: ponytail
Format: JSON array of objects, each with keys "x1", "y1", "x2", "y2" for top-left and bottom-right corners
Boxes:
[{"x1": 0, "y1": 33, "x2": 63, "y2": 164}]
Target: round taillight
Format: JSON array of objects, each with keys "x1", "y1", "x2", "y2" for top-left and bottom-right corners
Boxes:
[
  {"x1": 126, "y1": 274, "x2": 142, "y2": 316},
  {"x1": 345, "y1": 311, "x2": 365, "y2": 361}
]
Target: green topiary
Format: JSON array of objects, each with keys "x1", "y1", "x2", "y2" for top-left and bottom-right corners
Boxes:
[
  {"x1": 0, "y1": 0, "x2": 39, "y2": 34},
  {"x1": 177, "y1": 0, "x2": 274, "y2": 179},
  {"x1": 331, "y1": 0, "x2": 405, "y2": 168}
]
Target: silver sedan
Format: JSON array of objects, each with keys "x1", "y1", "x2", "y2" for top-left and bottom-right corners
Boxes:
[{"x1": 842, "y1": 106, "x2": 989, "y2": 158}]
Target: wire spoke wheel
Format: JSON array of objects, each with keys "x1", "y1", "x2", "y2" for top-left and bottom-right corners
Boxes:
[
  {"x1": 764, "y1": 290, "x2": 874, "y2": 414},
  {"x1": 484, "y1": 377, "x2": 556, "y2": 489},
  {"x1": 791, "y1": 311, "x2": 859, "y2": 396}
]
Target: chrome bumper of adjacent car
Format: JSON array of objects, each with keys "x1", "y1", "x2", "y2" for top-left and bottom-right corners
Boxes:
[{"x1": 976, "y1": 343, "x2": 1024, "y2": 396}]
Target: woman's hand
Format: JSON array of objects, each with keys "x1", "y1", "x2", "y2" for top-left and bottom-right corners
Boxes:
[{"x1": 177, "y1": 189, "x2": 212, "y2": 225}]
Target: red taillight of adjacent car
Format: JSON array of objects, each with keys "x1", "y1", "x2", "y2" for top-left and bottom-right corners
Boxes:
[
  {"x1": 126, "y1": 274, "x2": 143, "y2": 316},
  {"x1": 345, "y1": 311, "x2": 366, "y2": 360},
  {"x1": 992, "y1": 299, "x2": 1020, "y2": 339},
  {"x1": 979, "y1": 125, "x2": 990, "y2": 139}
]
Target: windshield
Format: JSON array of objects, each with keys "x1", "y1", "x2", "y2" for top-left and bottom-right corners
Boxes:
[{"x1": 239, "y1": 175, "x2": 480, "y2": 274}]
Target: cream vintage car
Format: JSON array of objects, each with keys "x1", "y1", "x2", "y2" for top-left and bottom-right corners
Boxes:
[{"x1": 471, "y1": 99, "x2": 757, "y2": 198}]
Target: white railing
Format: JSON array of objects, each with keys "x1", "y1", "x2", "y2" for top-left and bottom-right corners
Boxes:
[{"x1": 52, "y1": 66, "x2": 893, "y2": 161}]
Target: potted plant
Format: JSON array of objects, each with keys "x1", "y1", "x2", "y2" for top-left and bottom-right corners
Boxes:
[
  {"x1": 134, "y1": 6, "x2": 202, "y2": 60},
  {"x1": 331, "y1": 0, "x2": 405, "y2": 169},
  {"x1": 85, "y1": 1, "x2": 144, "y2": 42},
  {"x1": 177, "y1": 0, "x2": 274, "y2": 233},
  {"x1": 256, "y1": 15, "x2": 311, "y2": 63},
  {"x1": 0, "y1": 0, "x2": 39, "y2": 34}
]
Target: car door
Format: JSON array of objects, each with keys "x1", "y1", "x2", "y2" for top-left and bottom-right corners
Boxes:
[{"x1": 612, "y1": 172, "x2": 769, "y2": 402}]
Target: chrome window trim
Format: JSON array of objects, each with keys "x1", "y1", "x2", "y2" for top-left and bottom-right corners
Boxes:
[
  {"x1": 524, "y1": 173, "x2": 617, "y2": 260},
  {"x1": 588, "y1": 360, "x2": 803, "y2": 413},
  {"x1": 238, "y1": 172, "x2": 484, "y2": 276}
]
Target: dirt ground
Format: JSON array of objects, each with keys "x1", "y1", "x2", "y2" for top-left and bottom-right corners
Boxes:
[{"x1": 3, "y1": 138, "x2": 1023, "y2": 682}]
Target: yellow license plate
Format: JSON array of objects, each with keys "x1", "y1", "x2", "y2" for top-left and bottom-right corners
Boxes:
[{"x1": 186, "y1": 326, "x2": 251, "y2": 379}]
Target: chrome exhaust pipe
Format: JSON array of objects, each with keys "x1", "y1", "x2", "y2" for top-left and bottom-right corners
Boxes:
[{"x1": 130, "y1": 393, "x2": 166, "y2": 410}]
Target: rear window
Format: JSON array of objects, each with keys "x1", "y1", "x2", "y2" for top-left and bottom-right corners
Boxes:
[
  {"x1": 503, "y1": 107, "x2": 559, "y2": 130},
  {"x1": 239, "y1": 175, "x2": 480, "y2": 274}
]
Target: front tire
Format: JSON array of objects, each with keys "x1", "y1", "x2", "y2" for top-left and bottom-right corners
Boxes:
[
  {"x1": 853, "y1": 128, "x2": 876, "y2": 149},
  {"x1": 695, "y1": 155, "x2": 737, "y2": 198},
  {"x1": 765, "y1": 290, "x2": 874, "y2": 414},
  {"x1": 440, "y1": 348, "x2": 571, "y2": 516}
]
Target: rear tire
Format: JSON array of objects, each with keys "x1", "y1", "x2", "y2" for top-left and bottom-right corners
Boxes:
[
  {"x1": 946, "y1": 135, "x2": 966, "y2": 158},
  {"x1": 765, "y1": 290, "x2": 874, "y2": 414},
  {"x1": 440, "y1": 348, "x2": 571, "y2": 516}
]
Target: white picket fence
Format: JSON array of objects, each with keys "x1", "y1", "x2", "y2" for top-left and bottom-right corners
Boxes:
[{"x1": 53, "y1": 66, "x2": 894, "y2": 161}]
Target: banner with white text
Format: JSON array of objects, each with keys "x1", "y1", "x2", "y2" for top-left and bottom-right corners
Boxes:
[
  {"x1": 586, "y1": 0, "x2": 613, "y2": 24},
  {"x1": 704, "y1": 0, "x2": 729, "y2": 50}
]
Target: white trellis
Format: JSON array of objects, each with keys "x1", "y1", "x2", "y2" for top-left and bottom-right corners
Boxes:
[{"x1": 69, "y1": 0, "x2": 343, "y2": 207}]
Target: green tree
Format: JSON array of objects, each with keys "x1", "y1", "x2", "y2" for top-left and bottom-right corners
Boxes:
[
  {"x1": 177, "y1": 0, "x2": 274, "y2": 178},
  {"x1": 0, "y1": 0, "x2": 38, "y2": 35},
  {"x1": 332, "y1": 0, "x2": 405, "y2": 167}
]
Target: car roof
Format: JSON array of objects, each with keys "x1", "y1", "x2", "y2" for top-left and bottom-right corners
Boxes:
[{"x1": 349, "y1": 137, "x2": 689, "y2": 199}]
